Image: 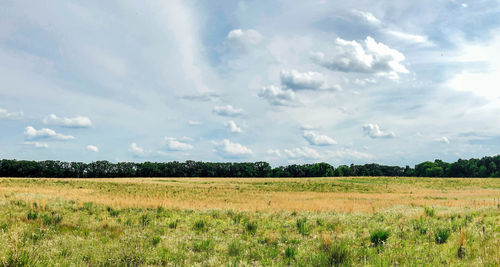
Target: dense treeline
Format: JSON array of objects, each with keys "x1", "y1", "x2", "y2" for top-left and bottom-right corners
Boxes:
[{"x1": 1, "y1": 155, "x2": 499, "y2": 178}]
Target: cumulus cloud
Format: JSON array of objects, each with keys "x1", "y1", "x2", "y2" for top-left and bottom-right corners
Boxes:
[
  {"x1": 280, "y1": 70, "x2": 325, "y2": 90},
  {"x1": 43, "y1": 114, "x2": 92, "y2": 128},
  {"x1": 436, "y1": 136, "x2": 450, "y2": 144},
  {"x1": 24, "y1": 141, "x2": 49, "y2": 148},
  {"x1": 0, "y1": 108, "x2": 23, "y2": 120},
  {"x1": 303, "y1": 131, "x2": 337, "y2": 146},
  {"x1": 226, "y1": 29, "x2": 263, "y2": 51},
  {"x1": 180, "y1": 92, "x2": 221, "y2": 102},
  {"x1": 352, "y1": 10, "x2": 381, "y2": 25},
  {"x1": 284, "y1": 147, "x2": 321, "y2": 159},
  {"x1": 224, "y1": 120, "x2": 243, "y2": 133},
  {"x1": 24, "y1": 126, "x2": 75, "y2": 141},
  {"x1": 267, "y1": 149, "x2": 281, "y2": 157},
  {"x1": 312, "y1": 36, "x2": 409, "y2": 79},
  {"x1": 128, "y1": 142, "x2": 144, "y2": 154},
  {"x1": 362, "y1": 124, "x2": 396, "y2": 138},
  {"x1": 213, "y1": 105, "x2": 244, "y2": 117},
  {"x1": 258, "y1": 85, "x2": 297, "y2": 106},
  {"x1": 86, "y1": 145, "x2": 99, "y2": 152},
  {"x1": 214, "y1": 139, "x2": 253, "y2": 158},
  {"x1": 165, "y1": 137, "x2": 194, "y2": 151}
]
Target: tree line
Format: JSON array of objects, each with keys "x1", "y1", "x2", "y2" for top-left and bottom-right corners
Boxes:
[{"x1": 0, "y1": 155, "x2": 499, "y2": 178}]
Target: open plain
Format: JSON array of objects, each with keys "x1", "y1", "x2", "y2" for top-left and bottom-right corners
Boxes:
[{"x1": 1, "y1": 177, "x2": 499, "y2": 266}]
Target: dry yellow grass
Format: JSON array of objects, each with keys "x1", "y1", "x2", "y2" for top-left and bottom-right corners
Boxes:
[{"x1": 1, "y1": 177, "x2": 499, "y2": 213}]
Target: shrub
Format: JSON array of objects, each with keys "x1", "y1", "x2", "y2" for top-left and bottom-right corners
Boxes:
[
  {"x1": 245, "y1": 220, "x2": 258, "y2": 235},
  {"x1": 424, "y1": 206, "x2": 435, "y2": 217},
  {"x1": 296, "y1": 218, "x2": 310, "y2": 236},
  {"x1": 434, "y1": 228, "x2": 450, "y2": 244},
  {"x1": 370, "y1": 229, "x2": 390, "y2": 246}
]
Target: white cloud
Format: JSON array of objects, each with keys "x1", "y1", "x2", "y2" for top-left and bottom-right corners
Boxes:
[
  {"x1": 226, "y1": 29, "x2": 264, "y2": 51},
  {"x1": 213, "y1": 105, "x2": 244, "y2": 117},
  {"x1": 43, "y1": 114, "x2": 92, "y2": 128},
  {"x1": 24, "y1": 141, "x2": 48, "y2": 148},
  {"x1": 258, "y1": 85, "x2": 297, "y2": 106},
  {"x1": 188, "y1": 120, "x2": 201, "y2": 126},
  {"x1": 312, "y1": 36, "x2": 409, "y2": 79},
  {"x1": 284, "y1": 147, "x2": 321, "y2": 159},
  {"x1": 303, "y1": 131, "x2": 337, "y2": 146},
  {"x1": 128, "y1": 142, "x2": 144, "y2": 154},
  {"x1": 267, "y1": 149, "x2": 281, "y2": 157},
  {"x1": 86, "y1": 145, "x2": 99, "y2": 152},
  {"x1": 352, "y1": 10, "x2": 381, "y2": 25},
  {"x1": 165, "y1": 137, "x2": 193, "y2": 151},
  {"x1": 0, "y1": 108, "x2": 23, "y2": 120},
  {"x1": 362, "y1": 124, "x2": 396, "y2": 138},
  {"x1": 385, "y1": 30, "x2": 432, "y2": 46},
  {"x1": 280, "y1": 70, "x2": 325, "y2": 90},
  {"x1": 214, "y1": 139, "x2": 253, "y2": 158},
  {"x1": 436, "y1": 136, "x2": 450, "y2": 144},
  {"x1": 448, "y1": 35, "x2": 500, "y2": 101},
  {"x1": 24, "y1": 126, "x2": 75, "y2": 141},
  {"x1": 224, "y1": 120, "x2": 243, "y2": 133}
]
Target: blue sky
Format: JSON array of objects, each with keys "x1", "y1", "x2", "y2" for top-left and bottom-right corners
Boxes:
[{"x1": 1, "y1": 0, "x2": 500, "y2": 166}]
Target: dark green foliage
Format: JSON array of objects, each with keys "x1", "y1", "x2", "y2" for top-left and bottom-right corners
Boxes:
[
  {"x1": 27, "y1": 210, "x2": 38, "y2": 220},
  {"x1": 168, "y1": 220, "x2": 178, "y2": 229},
  {"x1": 245, "y1": 220, "x2": 258, "y2": 235},
  {"x1": 41, "y1": 212, "x2": 62, "y2": 226},
  {"x1": 370, "y1": 229, "x2": 390, "y2": 246},
  {"x1": 107, "y1": 207, "x2": 119, "y2": 217},
  {"x1": 2, "y1": 155, "x2": 500, "y2": 177},
  {"x1": 434, "y1": 228, "x2": 450, "y2": 244},
  {"x1": 0, "y1": 222, "x2": 8, "y2": 231},
  {"x1": 285, "y1": 246, "x2": 296, "y2": 259},
  {"x1": 193, "y1": 219, "x2": 206, "y2": 231}
]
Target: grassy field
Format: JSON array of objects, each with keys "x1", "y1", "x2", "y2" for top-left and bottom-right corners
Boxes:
[{"x1": 0, "y1": 177, "x2": 499, "y2": 266}]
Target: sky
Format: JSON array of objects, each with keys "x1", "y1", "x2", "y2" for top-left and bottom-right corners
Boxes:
[{"x1": 1, "y1": 0, "x2": 500, "y2": 166}]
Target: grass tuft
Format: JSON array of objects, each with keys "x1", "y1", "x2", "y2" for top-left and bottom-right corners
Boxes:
[
  {"x1": 370, "y1": 229, "x2": 390, "y2": 246},
  {"x1": 434, "y1": 227, "x2": 450, "y2": 244}
]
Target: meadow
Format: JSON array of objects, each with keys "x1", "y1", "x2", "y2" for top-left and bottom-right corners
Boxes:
[{"x1": 0, "y1": 177, "x2": 499, "y2": 266}]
